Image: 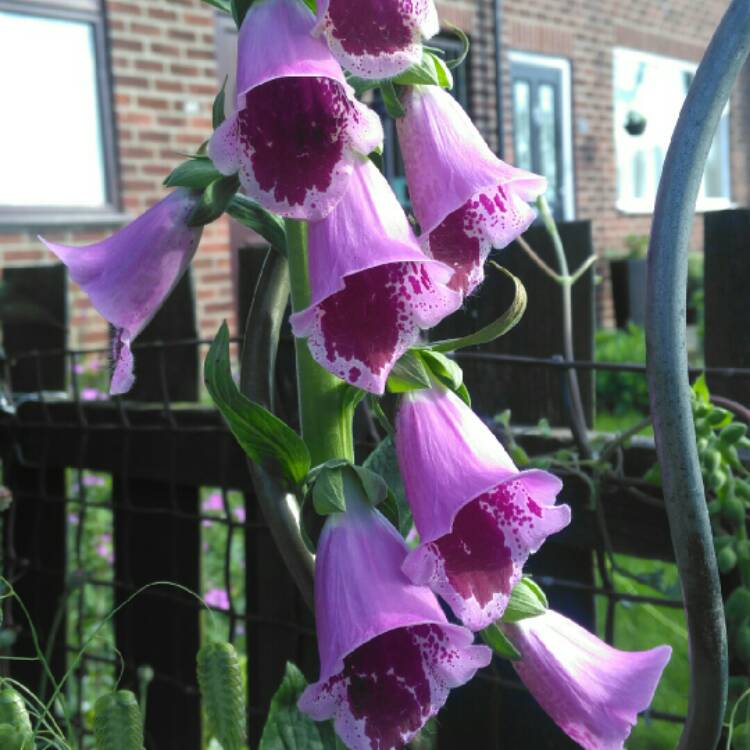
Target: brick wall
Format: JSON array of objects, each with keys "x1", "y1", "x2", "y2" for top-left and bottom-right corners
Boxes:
[
  {"x1": 0, "y1": 0, "x2": 234, "y2": 351},
  {"x1": 2, "y1": 0, "x2": 748, "y2": 347},
  {"x1": 499, "y1": 1, "x2": 750, "y2": 323}
]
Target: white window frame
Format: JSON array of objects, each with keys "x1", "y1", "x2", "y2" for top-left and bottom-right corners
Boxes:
[
  {"x1": 508, "y1": 50, "x2": 576, "y2": 222},
  {"x1": 613, "y1": 47, "x2": 733, "y2": 215}
]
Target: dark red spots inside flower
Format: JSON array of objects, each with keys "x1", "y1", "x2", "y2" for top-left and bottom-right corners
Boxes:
[
  {"x1": 433, "y1": 494, "x2": 514, "y2": 609},
  {"x1": 327, "y1": 0, "x2": 414, "y2": 57},
  {"x1": 319, "y1": 263, "x2": 410, "y2": 377},
  {"x1": 429, "y1": 203, "x2": 481, "y2": 293},
  {"x1": 238, "y1": 77, "x2": 350, "y2": 207},
  {"x1": 343, "y1": 626, "x2": 436, "y2": 749}
]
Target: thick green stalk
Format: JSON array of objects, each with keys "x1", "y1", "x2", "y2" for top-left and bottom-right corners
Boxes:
[{"x1": 286, "y1": 219, "x2": 355, "y2": 465}]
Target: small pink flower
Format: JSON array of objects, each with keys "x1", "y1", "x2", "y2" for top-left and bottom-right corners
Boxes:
[
  {"x1": 202, "y1": 493, "x2": 224, "y2": 513},
  {"x1": 209, "y1": 0, "x2": 382, "y2": 220},
  {"x1": 314, "y1": 0, "x2": 439, "y2": 79},
  {"x1": 397, "y1": 86, "x2": 547, "y2": 295},
  {"x1": 234, "y1": 507, "x2": 246, "y2": 524},
  {"x1": 204, "y1": 588, "x2": 230, "y2": 610},
  {"x1": 81, "y1": 388, "x2": 107, "y2": 402},
  {"x1": 503, "y1": 610, "x2": 672, "y2": 750},
  {"x1": 290, "y1": 160, "x2": 461, "y2": 394},
  {"x1": 396, "y1": 386, "x2": 570, "y2": 630}
]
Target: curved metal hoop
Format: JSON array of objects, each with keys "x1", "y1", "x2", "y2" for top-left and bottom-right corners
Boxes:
[{"x1": 646, "y1": 2, "x2": 750, "y2": 747}]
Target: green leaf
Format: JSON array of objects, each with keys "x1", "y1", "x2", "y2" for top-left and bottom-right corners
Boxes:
[
  {"x1": 351, "y1": 465, "x2": 389, "y2": 506},
  {"x1": 427, "y1": 265, "x2": 527, "y2": 353},
  {"x1": 363, "y1": 438, "x2": 413, "y2": 537},
  {"x1": 387, "y1": 350, "x2": 432, "y2": 393},
  {"x1": 231, "y1": 0, "x2": 254, "y2": 27},
  {"x1": 201, "y1": 0, "x2": 232, "y2": 13},
  {"x1": 227, "y1": 194, "x2": 287, "y2": 254},
  {"x1": 501, "y1": 578, "x2": 548, "y2": 623},
  {"x1": 419, "y1": 350, "x2": 463, "y2": 390},
  {"x1": 259, "y1": 663, "x2": 339, "y2": 750},
  {"x1": 205, "y1": 323, "x2": 311, "y2": 484},
  {"x1": 480, "y1": 623, "x2": 521, "y2": 661},
  {"x1": 393, "y1": 51, "x2": 453, "y2": 89},
  {"x1": 312, "y1": 466, "x2": 347, "y2": 515},
  {"x1": 444, "y1": 24, "x2": 470, "y2": 71},
  {"x1": 164, "y1": 157, "x2": 223, "y2": 190},
  {"x1": 301, "y1": 0, "x2": 317, "y2": 11},
  {"x1": 0, "y1": 688, "x2": 31, "y2": 734},
  {"x1": 213, "y1": 76, "x2": 228, "y2": 129},
  {"x1": 346, "y1": 75, "x2": 381, "y2": 98},
  {"x1": 189, "y1": 174, "x2": 240, "y2": 227},
  {"x1": 380, "y1": 81, "x2": 405, "y2": 118},
  {"x1": 693, "y1": 373, "x2": 710, "y2": 405}
]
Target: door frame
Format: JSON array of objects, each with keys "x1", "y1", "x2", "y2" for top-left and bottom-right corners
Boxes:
[{"x1": 508, "y1": 50, "x2": 576, "y2": 221}]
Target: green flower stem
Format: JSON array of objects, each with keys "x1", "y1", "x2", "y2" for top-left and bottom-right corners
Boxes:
[{"x1": 286, "y1": 219, "x2": 355, "y2": 465}]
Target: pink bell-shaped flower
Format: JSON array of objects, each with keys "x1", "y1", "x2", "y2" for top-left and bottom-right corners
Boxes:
[
  {"x1": 209, "y1": 0, "x2": 383, "y2": 220},
  {"x1": 40, "y1": 189, "x2": 202, "y2": 395},
  {"x1": 503, "y1": 610, "x2": 672, "y2": 750},
  {"x1": 397, "y1": 85, "x2": 547, "y2": 295},
  {"x1": 313, "y1": 0, "x2": 439, "y2": 79},
  {"x1": 396, "y1": 385, "x2": 571, "y2": 630},
  {"x1": 299, "y1": 492, "x2": 491, "y2": 750},
  {"x1": 290, "y1": 159, "x2": 462, "y2": 394}
]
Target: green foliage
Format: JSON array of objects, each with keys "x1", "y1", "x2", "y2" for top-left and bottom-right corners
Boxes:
[
  {"x1": 363, "y1": 438, "x2": 413, "y2": 538},
  {"x1": 427, "y1": 264, "x2": 527, "y2": 354},
  {"x1": 189, "y1": 175, "x2": 241, "y2": 227},
  {"x1": 0, "y1": 724, "x2": 32, "y2": 750},
  {"x1": 93, "y1": 691, "x2": 144, "y2": 750},
  {"x1": 0, "y1": 686, "x2": 32, "y2": 734},
  {"x1": 595, "y1": 323, "x2": 649, "y2": 417},
  {"x1": 259, "y1": 663, "x2": 339, "y2": 749},
  {"x1": 205, "y1": 323, "x2": 311, "y2": 485},
  {"x1": 480, "y1": 623, "x2": 521, "y2": 661},
  {"x1": 197, "y1": 642, "x2": 246, "y2": 750},
  {"x1": 164, "y1": 157, "x2": 223, "y2": 190},
  {"x1": 501, "y1": 578, "x2": 548, "y2": 624},
  {"x1": 226, "y1": 195, "x2": 288, "y2": 255}
]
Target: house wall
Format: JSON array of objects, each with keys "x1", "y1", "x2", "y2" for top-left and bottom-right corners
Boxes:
[
  {"x1": 0, "y1": 0, "x2": 234, "y2": 352},
  {"x1": 1, "y1": 0, "x2": 748, "y2": 350},
  {"x1": 498, "y1": 0, "x2": 750, "y2": 321}
]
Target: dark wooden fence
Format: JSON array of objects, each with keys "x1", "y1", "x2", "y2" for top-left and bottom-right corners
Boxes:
[{"x1": 1, "y1": 211, "x2": 748, "y2": 749}]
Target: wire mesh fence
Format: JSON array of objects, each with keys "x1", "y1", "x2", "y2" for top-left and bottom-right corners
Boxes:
[{"x1": 0, "y1": 337, "x2": 715, "y2": 748}]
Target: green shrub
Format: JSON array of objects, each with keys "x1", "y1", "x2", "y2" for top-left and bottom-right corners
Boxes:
[{"x1": 595, "y1": 323, "x2": 649, "y2": 417}]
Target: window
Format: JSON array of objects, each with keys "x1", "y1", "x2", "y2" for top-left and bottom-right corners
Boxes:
[
  {"x1": 614, "y1": 47, "x2": 731, "y2": 213},
  {"x1": 0, "y1": 0, "x2": 120, "y2": 225},
  {"x1": 509, "y1": 51, "x2": 575, "y2": 221}
]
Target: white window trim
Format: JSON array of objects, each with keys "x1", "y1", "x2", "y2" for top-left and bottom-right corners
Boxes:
[
  {"x1": 613, "y1": 47, "x2": 734, "y2": 215},
  {"x1": 508, "y1": 50, "x2": 576, "y2": 222}
]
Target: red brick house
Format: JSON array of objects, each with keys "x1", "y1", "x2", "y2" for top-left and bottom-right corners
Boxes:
[{"x1": 0, "y1": 0, "x2": 748, "y2": 348}]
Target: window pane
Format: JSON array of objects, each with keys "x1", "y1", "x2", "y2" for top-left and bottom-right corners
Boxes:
[
  {"x1": 614, "y1": 48, "x2": 730, "y2": 209},
  {"x1": 0, "y1": 12, "x2": 107, "y2": 207},
  {"x1": 512, "y1": 81, "x2": 532, "y2": 172},
  {"x1": 537, "y1": 83, "x2": 559, "y2": 211}
]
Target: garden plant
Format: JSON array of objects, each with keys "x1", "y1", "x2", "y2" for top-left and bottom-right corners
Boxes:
[{"x1": 4, "y1": 0, "x2": 750, "y2": 748}]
